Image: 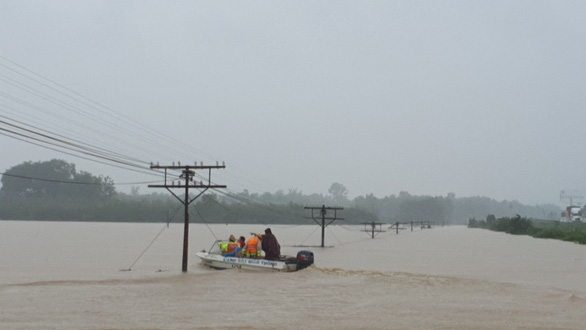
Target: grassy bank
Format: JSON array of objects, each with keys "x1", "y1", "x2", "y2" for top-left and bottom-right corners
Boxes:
[{"x1": 468, "y1": 215, "x2": 586, "y2": 244}]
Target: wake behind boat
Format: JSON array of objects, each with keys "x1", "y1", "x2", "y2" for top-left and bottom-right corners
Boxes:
[{"x1": 196, "y1": 239, "x2": 314, "y2": 272}]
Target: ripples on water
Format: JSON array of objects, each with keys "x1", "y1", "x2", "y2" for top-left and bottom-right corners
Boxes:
[{"x1": 1, "y1": 221, "x2": 586, "y2": 329}]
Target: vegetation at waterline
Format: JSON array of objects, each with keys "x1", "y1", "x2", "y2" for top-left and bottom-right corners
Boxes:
[
  {"x1": 468, "y1": 215, "x2": 586, "y2": 244},
  {"x1": 0, "y1": 160, "x2": 379, "y2": 224},
  {"x1": 0, "y1": 159, "x2": 563, "y2": 225}
]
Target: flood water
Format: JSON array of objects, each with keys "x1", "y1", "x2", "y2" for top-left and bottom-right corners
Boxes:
[{"x1": 1, "y1": 221, "x2": 585, "y2": 329}]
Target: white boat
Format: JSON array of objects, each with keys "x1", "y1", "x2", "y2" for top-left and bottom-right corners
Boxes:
[{"x1": 196, "y1": 240, "x2": 314, "y2": 272}]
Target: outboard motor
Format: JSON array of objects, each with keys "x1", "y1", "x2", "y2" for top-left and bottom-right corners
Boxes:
[{"x1": 296, "y1": 250, "x2": 314, "y2": 270}]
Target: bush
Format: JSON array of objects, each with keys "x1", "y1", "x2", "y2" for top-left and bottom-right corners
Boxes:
[
  {"x1": 533, "y1": 228, "x2": 565, "y2": 240},
  {"x1": 469, "y1": 215, "x2": 586, "y2": 245},
  {"x1": 561, "y1": 230, "x2": 586, "y2": 244}
]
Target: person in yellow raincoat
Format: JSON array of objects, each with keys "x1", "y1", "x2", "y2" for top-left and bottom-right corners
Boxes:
[{"x1": 218, "y1": 235, "x2": 238, "y2": 255}]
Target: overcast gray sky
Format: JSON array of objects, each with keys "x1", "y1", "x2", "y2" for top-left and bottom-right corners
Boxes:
[{"x1": 1, "y1": 1, "x2": 585, "y2": 206}]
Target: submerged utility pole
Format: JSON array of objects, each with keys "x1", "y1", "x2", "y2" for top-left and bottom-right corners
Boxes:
[
  {"x1": 361, "y1": 221, "x2": 386, "y2": 238},
  {"x1": 148, "y1": 162, "x2": 226, "y2": 272},
  {"x1": 304, "y1": 205, "x2": 344, "y2": 247}
]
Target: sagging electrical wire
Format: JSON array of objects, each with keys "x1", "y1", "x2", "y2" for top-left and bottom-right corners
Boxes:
[
  {"x1": 0, "y1": 54, "x2": 303, "y2": 207},
  {"x1": 120, "y1": 205, "x2": 182, "y2": 271},
  {"x1": 0, "y1": 171, "x2": 160, "y2": 186}
]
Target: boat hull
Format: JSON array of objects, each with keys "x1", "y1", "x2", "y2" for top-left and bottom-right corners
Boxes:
[{"x1": 196, "y1": 252, "x2": 299, "y2": 272}]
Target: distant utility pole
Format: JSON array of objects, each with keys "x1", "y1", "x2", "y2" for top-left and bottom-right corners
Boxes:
[
  {"x1": 560, "y1": 190, "x2": 584, "y2": 206},
  {"x1": 148, "y1": 162, "x2": 226, "y2": 272},
  {"x1": 304, "y1": 205, "x2": 344, "y2": 247},
  {"x1": 361, "y1": 221, "x2": 386, "y2": 239}
]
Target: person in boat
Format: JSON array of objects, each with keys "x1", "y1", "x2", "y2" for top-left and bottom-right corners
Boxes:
[
  {"x1": 224, "y1": 236, "x2": 246, "y2": 258},
  {"x1": 218, "y1": 235, "x2": 238, "y2": 256},
  {"x1": 261, "y1": 228, "x2": 281, "y2": 261},
  {"x1": 243, "y1": 233, "x2": 262, "y2": 258},
  {"x1": 237, "y1": 236, "x2": 246, "y2": 248},
  {"x1": 235, "y1": 236, "x2": 246, "y2": 257},
  {"x1": 224, "y1": 236, "x2": 247, "y2": 258}
]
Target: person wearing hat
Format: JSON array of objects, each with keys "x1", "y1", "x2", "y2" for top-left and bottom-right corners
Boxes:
[
  {"x1": 218, "y1": 235, "x2": 238, "y2": 256},
  {"x1": 261, "y1": 228, "x2": 280, "y2": 261}
]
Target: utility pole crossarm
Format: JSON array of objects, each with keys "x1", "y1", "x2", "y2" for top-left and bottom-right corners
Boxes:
[
  {"x1": 150, "y1": 164, "x2": 226, "y2": 170},
  {"x1": 148, "y1": 164, "x2": 226, "y2": 189},
  {"x1": 360, "y1": 221, "x2": 386, "y2": 239},
  {"x1": 560, "y1": 190, "x2": 585, "y2": 206},
  {"x1": 148, "y1": 161, "x2": 226, "y2": 273},
  {"x1": 148, "y1": 184, "x2": 227, "y2": 188},
  {"x1": 304, "y1": 205, "x2": 344, "y2": 247}
]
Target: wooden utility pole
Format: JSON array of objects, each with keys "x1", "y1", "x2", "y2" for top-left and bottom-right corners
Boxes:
[
  {"x1": 388, "y1": 221, "x2": 403, "y2": 234},
  {"x1": 361, "y1": 221, "x2": 385, "y2": 238},
  {"x1": 148, "y1": 162, "x2": 226, "y2": 272},
  {"x1": 304, "y1": 205, "x2": 343, "y2": 247}
]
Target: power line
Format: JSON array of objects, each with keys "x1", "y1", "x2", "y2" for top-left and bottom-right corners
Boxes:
[
  {"x1": 0, "y1": 171, "x2": 159, "y2": 186},
  {"x1": 0, "y1": 55, "x2": 212, "y2": 162},
  {"x1": 0, "y1": 54, "x2": 295, "y2": 198},
  {"x1": 0, "y1": 124, "x2": 145, "y2": 170},
  {"x1": 0, "y1": 130, "x2": 162, "y2": 178},
  {"x1": 0, "y1": 115, "x2": 149, "y2": 166}
]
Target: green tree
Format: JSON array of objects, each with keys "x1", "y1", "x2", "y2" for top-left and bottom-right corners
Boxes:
[
  {"x1": 328, "y1": 182, "x2": 348, "y2": 205},
  {"x1": 0, "y1": 159, "x2": 116, "y2": 200}
]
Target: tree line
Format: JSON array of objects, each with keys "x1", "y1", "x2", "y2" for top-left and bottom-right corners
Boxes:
[
  {"x1": 0, "y1": 159, "x2": 562, "y2": 224},
  {"x1": 468, "y1": 214, "x2": 586, "y2": 244}
]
